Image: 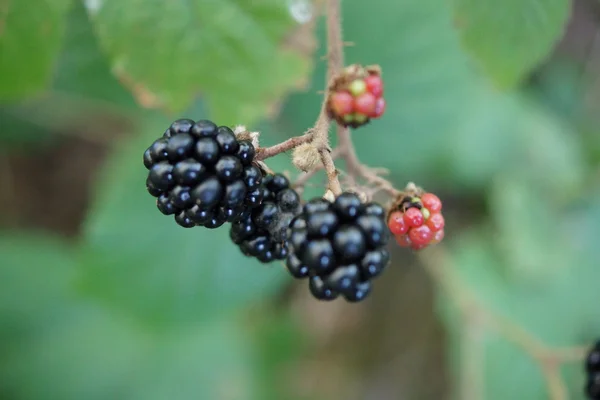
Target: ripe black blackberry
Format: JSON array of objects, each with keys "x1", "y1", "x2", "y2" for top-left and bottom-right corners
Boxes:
[
  {"x1": 230, "y1": 173, "x2": 302, "y2": 263},
  {"x1": 586, "y1": 340, "x2": 600, "y2": 399},
  {"x1": 143, "y1": 119, "x2": 263, "y2": 229},
  {"x1": 285, "y1": 192, "x2": 390, "y2": 302}
]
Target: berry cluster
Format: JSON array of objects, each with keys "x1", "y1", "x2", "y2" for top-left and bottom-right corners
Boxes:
[
  {"x1": 586, "y1": 341, "x2": 600, "y2": 399},
  {"x1": 230, "y1": 174, "x2": 302, "y2": 263},
  {"x1": 286, "y1": 192, "x2": 390, "y2": 302},
  {"x1": 143, "y1": 119, "x2": 262, "y2": 229},
  {"x1": 327, "y1": 64, "x2": 386, "y2": 128},
  {"x1": 388, "y1": 191, "x2": 445, "y2": 250}
]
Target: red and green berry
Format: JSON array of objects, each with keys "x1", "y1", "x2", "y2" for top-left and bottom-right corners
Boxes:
[
  {"x1": 326, "y1": 64, "x2": 386, "y2": 128},
  {"x1": 387, "y1": 185, "x2": 445, "y2": 251}
]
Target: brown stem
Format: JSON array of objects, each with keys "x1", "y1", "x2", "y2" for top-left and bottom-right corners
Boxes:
[
  {"x1": 311, "y1": 106, "x2": 342, "y2": 195},
  {"x1": 337, "y1": 125, "x2": 400, "y2": 197},
  {"x1": 325, "y1": 0, "x2": 344, "y2": 82},
  {"x1": 304, "y1": 0, "x2": 345, "y2": 196},
  {"x1": 255, "y1": 133, "x2": 313, "y2": 161}
]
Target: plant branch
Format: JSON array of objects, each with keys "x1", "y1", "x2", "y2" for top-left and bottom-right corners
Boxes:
[
  {"x1": 255, "y1": 133, "x2": 313, "y2": 161},
  {"x1": 301, "y1": 0, "x2": 345, "y2": 196}
]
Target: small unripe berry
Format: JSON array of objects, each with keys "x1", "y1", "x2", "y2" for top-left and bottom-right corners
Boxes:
[
  {"x1": 364, "y1": 74, "x2": 383, "y2": 97},
  {"x1": 388, "y1": 211, "x2": 408, "y2": 235},
  {"x1": 430, "y1": 229, "x2": 445, "y2": 244},
  {"x1": 349, "y1": 80, "x2": 367, "y2": 96},
  {"x1": 354, "y1": 92, "x2": 377, "y2": 116},
  {"x1": 354, "y1": 113, "x2": 368, "y2": 124},
  {"x1": 426, "y1": 213, "x2": 445, "y2": 232},
  {"x1": 395, "y1": 234, "x2": 412, "y2": 248},
  {"x1": 330, "y1": 91, "x2": 354, "y2": 116},
  {"x1": 409, "y1": 225, "x2": 433, "y2": 246},
  {"x1": 387, "y1": 184, "x2": 446, "y2": 251},
  {"x1": 372, "y1": 98, "x2": 386, "y2": 118},
  {"x1": 325, "y1": 64, "x2": 386, "y2": 128},
  {"x1": 421, "y1": 193, "x2": 442, "y2": 213},
  {"x1": 403, "y1": 207, "x2": 424, "y2": 228}
]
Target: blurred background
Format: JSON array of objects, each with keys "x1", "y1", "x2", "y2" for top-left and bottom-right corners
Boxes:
[{"x1": 1, "y1": 0, "x2": 599, "y2": 399}]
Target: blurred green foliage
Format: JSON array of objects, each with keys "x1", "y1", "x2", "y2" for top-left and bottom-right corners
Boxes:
[
  {"x1": 0, "y1": 0, "x2": 72, "y2": 100},
  {"x1": 1, "y1": 0, "x2": 599, "y2": 399},
  {"x1": 452, "y1": 0, "x2": 571, "y2": 88}
]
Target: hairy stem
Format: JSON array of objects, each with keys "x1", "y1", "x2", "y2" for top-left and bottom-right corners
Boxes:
[
  {"x1": 304, "y1": 0, "x2": 345, "y2": 196},
  {"x1": 255, "y1": 133, "x2": 313, "y2": 161}
]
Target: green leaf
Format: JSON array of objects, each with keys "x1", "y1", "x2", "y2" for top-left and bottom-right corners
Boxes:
[
  {"x1": 80, "y1": 116, "x2": 288, "y2": 326},
  {"x1": 87, "y1": 0, "x2": 313, "y2": 124},
  {"x1": 0, "y1": 2, "x2": 137, "y2": 148},
  {"x1": 0, "y1": 0, "x2": 73, "y2": 100},
  {"x1": 53, "y1": 1, "x2": 136, "y2": 107},
  {"x1": 452, "y1": 0, "x2": 570, "y2": 87}
]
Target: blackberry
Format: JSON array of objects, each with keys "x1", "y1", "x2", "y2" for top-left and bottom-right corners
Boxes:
[
  {"x1": 588, "y1": 373, "x2": 600, "y2": 400},
  {"x1": 230, "y1": 173, "x2": 301, "y2": 263},
  {"x1": 586, "y1": 341, "x2": 600, "y2": 399},
  {"x1": 286, "y1": 192, "x2": 390, "y2": 302},
  {"x1": 143, "y1": 118, "x2": 263, "y2": 228},
  {"x1": 587, "y1": 341, "x2": 600, "y2": 374}
]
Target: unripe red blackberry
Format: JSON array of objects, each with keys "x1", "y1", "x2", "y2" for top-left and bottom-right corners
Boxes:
[
  {"x1": 286, "y1": 192, "x2": 391, "y2": 302},
  {"x1": 230, "y1": 173, "x2": 302, "y2": 263},
  {"x1": 143, "y1": 119, "x2": 263, "y2": 229},
  {"x1": 387, "y1": 184, "x2": 445, "y2": 251},
  {"x1": 326, "y1": 64, "x2": 386, "y2": 129}
]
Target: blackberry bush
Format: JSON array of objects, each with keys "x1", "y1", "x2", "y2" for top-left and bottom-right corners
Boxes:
[
  {"x1": 136, "y1": 9, "x2": 446, "y2": 310},
  {"x1": 230, "y1": 173, "x2": 302, "y2": 263},
  {"x1": 143, "y1": 119, "x2": 263, "y2": 229},
  {"x1": 285, "y1": 192, "x2": 390, "y2": 302}
]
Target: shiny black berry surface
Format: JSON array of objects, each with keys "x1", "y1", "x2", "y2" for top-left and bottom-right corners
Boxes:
[
  {"x1": 286, "y1": 192, "x2": 390, "y2": 302},
  {"x1": 586, "y1": 341, "x2": 600, "y2": 399},
  {"x1": 230, "y1": 173, "x2": 301, "y2": 263},
  {"x1": 143, "y1": 119, "x2": 263, "y2": 228}
]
